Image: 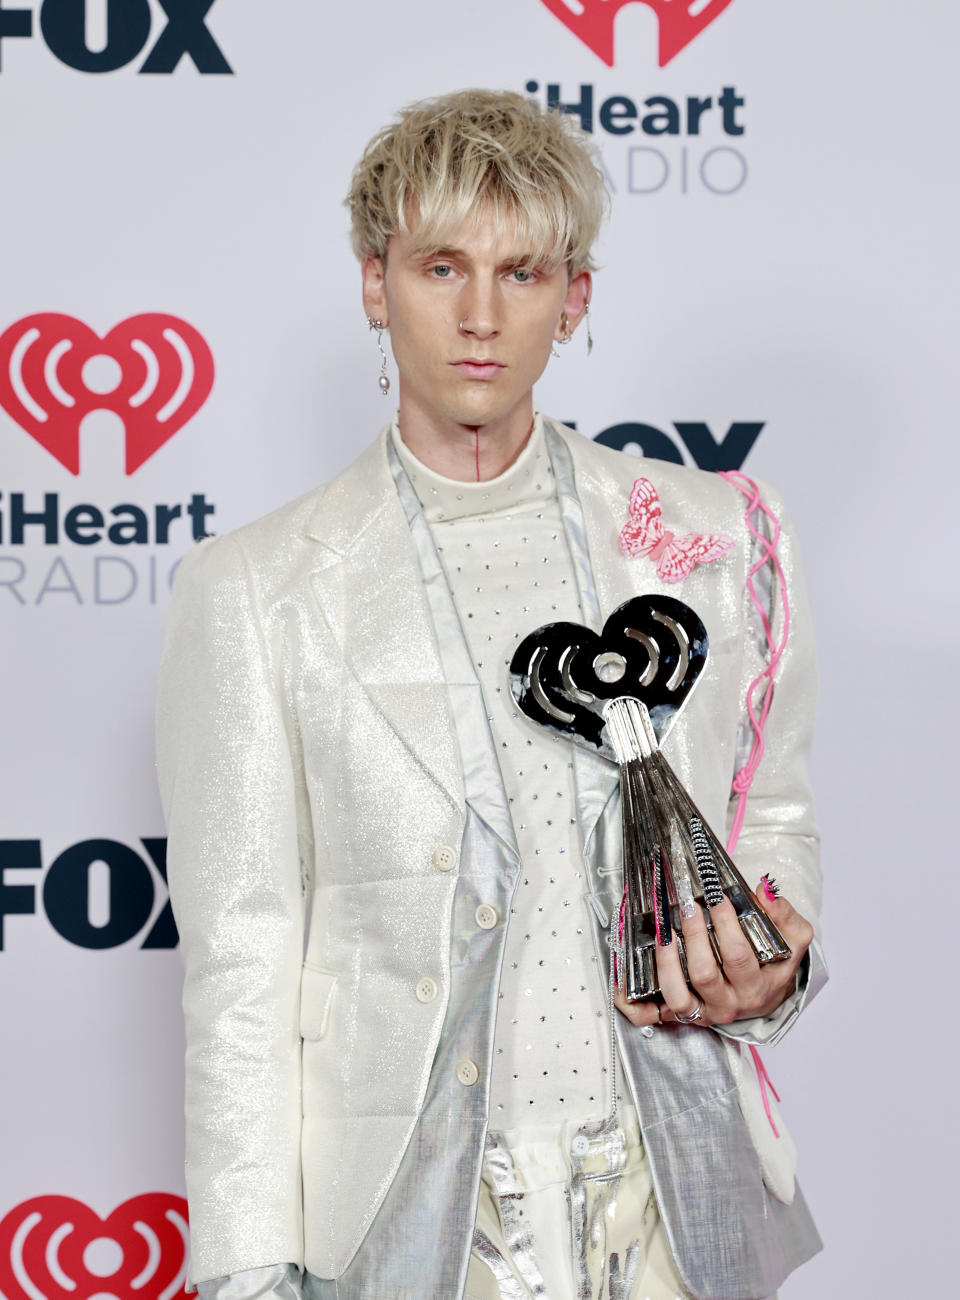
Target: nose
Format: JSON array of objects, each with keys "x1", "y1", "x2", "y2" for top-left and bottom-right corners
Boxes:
[{"x1": 457, "y1": 278, "x2": 501, "y2": 341}]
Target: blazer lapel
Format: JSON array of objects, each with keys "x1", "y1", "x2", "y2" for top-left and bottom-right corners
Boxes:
[
  {"x1": 550, "y1": 421, "x2": 730, "y2": 873},
  {"x1": 545, "y1": 424, "x2": 624, "y2": 861},
  {"x1": 554, "y1": 423, "x2": 655, "y2": 619},
  {"x1": 549, "y1": 422, "x2": 682, "y2": 868},
  {"x1": 305, "y1": 432, "x2": 463, "y2": 812}
]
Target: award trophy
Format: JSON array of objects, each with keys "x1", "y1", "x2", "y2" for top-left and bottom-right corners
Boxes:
[{"x1": 509, "y1": 595, "x2": 791, "y2": 1003}]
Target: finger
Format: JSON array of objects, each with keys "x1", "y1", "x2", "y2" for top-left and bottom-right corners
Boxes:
[
  {"x1": 676, "y1": 903, "x2": 727, "y2": 1012},
  {"x1": 613, "y1": 983, "x2": 659, "y2": 1027},
  {"x1": 653, "y1": 924, "x2": 703, "y2": 1021},
  {"x1": 755, "y1": 877, "x2": 815, "y2": 955},
  {"x1": 708, "y1": 896, "x2": 765, "y2": 1004}
]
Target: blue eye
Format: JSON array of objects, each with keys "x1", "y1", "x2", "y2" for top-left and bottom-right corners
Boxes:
[
  {"x1": 432, "y1": 264, "x2": 453, "y2": 278},
  {"x1": 512, "y1": 269, "x2": 535, "y2": 283}
]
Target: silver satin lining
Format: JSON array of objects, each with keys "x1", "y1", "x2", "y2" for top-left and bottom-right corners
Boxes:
[{"x1": 196, "y1": 1263, "x2": 303, "y2": 1300}]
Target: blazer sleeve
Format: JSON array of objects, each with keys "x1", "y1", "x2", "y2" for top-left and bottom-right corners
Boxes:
[
  {"x1": 155, "y1": 534, "x2": 305, "y2": 1288},
  {"x1": 713, "y1": 481, "x2": 828, "y2": 1049}
]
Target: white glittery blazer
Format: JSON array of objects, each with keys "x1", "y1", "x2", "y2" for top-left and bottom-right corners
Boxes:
[{"x1": 155, "y1": 418, "x2": 826, "y2": 1297}]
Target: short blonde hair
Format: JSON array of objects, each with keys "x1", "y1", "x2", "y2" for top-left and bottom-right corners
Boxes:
[{"x1": 346, "y1": 88, "x2": 608, "y2": 274}]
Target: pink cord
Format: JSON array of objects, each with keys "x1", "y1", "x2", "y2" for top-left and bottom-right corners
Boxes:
[
  {"x1": 718, "y1": 470, "x2": 791, "y2": 1137},
  {"x1": 616, "y1": 473, "x2": 790, "y2": 1134},
  {"x1": 717, "y1": 471, "x2": 791, "y2": 855},
  {"x1": 748, "y1": 1044, "x2": 782, "y2": 1138}
]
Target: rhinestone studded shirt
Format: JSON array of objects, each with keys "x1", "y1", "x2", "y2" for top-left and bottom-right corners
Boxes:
[{"x1": 391, "y1": 414, "x2": 612, "y2": 1126}]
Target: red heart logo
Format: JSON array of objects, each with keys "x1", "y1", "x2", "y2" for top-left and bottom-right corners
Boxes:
[
  {"x1": 539, "y1": 0, "x2": 736, "y2": 68},
  {"x1": 0, "y1": 313, "x2": 215, "y2": 475},
  {"x1": 0, "y1": 1194, "x2": 189, "y2": 1300}
]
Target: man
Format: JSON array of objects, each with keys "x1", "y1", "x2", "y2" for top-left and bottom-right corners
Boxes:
[{"x1": 156, "y1": 89, "x2": 826, "y2": 1300}]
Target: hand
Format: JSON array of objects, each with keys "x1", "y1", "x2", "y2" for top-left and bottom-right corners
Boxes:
[{"x1": 614, "y1": 879, "x2": 814, "y2": 1029}]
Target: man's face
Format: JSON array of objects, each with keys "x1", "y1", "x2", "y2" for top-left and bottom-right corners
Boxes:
[{"x1": 362, "y1": 208, "x2": 589, "y2": 447}]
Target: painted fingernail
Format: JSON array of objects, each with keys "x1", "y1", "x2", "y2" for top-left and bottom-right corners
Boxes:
[
  {"x1": 690, "y1": 818, "x2": 725, "y2": 908},
  {"x1": 760, "y1": 874, "x2": 781, "y2": 902},
  {"x1": 654, "y1": 850, "x2": 672, "y2": 946},
  {"x1": 680, "y1": 900, "x2": 697, "y2": 919}
]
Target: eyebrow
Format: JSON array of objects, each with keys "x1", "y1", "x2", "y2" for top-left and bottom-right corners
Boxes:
[
  {"x1": 413, "y1": 245, "x2": 542, "y2": 268},
  {"x1": 415, "y1": 245, "x2": 464, "y2": 261}
]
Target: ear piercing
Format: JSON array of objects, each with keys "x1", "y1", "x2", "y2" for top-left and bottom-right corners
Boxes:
[
  {"x1": 553, "y1": 305, "x2": 594, "y2": 357},
  {"x1": 367, "y1": 317, "x2": 390, "y2": 395}
]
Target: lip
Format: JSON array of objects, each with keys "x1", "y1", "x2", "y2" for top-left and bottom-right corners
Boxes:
[{"x1": 451, "y1": 359, "x2": 506, "y2": 380}]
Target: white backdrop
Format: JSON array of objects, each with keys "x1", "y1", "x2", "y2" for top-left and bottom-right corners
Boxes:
[{"x1": 1, "y1": 2, "x2": 956, "y2": 1296}]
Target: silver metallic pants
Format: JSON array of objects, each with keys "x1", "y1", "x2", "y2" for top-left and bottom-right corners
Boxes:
[{"x1": 465, "y1": 1103, "x2": 692, "y2": 1300}]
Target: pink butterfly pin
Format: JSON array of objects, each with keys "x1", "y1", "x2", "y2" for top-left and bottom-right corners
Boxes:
[{"x1": 620, "y1": 477, "x2": 735, "y2": 582}]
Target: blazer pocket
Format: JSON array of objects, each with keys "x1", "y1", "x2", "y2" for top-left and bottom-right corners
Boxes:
[{"x1": 299, "y1": 962, "x2": 338, "y2": 1041}]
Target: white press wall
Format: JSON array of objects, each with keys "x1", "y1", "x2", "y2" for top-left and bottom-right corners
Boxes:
[{"x1": 1, "y1": 2, "x2": 956, "y2": 1296}]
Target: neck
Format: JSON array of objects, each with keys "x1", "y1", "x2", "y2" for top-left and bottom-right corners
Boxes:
[{"x1": 396, "y1": 389, "x2": 535, "y2": 482}]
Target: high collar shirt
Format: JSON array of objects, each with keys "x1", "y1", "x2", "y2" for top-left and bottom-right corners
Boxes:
[{"x1": 391, "y1": 414, "x2": 612, "y2": 1127}]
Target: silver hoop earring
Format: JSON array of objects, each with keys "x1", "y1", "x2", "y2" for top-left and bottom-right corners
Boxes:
[
  {"x1": 585, "y1": 302, "x2": 594, "y2": 356},
  {"x1": 558, "y1": 310, "x2": 572, "y2": 345},
  {"x1": 367, "y1": 317, "x2": 390, "y2": 396}
]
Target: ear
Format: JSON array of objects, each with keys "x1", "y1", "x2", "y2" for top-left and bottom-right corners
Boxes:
[
  {"x1": 555, "y1": 270, "x2": 592, "y2": 341},
  {"x1": 361, "y1": 255, "x2": 388, "y2": 326}
]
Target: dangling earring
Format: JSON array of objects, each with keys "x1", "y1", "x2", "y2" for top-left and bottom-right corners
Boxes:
[
  {"x1": 367, "y1": 317, "x2": 390, "y2": 395},
  {"x1": 552, "y1": 310, "x2": 568, "y2": 358},
  {"x1": 585, "y1": 302, "x2": 594, "y2": 356}
]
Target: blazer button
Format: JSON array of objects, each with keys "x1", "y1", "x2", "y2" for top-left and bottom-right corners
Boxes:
[
  {"x1": 456, "y1": 1059, "x2": 479, "y2": 1087},
  {"x1": 432, "y1": 845, "x2": 458, "y2": 872},
  {"x1": 474, "y1": 904, "x2": 498, "y2": 930},
  {"x1": 416, "y1": 977, "x2": 439, "y2": 1003}
]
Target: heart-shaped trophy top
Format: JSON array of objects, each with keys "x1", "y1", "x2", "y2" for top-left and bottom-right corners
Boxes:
[{"x1": 508, "y1": 594, "x2": 708, "y2": 761}]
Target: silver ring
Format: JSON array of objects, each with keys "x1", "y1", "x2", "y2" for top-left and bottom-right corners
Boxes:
[
  {"x1": 458, "y1": 319, "x2": 467, "y2": 334},
  {"x1": 674, "y1": 999, "x2": 704, "y2": 1024}
]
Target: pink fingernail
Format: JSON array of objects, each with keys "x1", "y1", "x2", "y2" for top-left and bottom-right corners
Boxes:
[{"x1": 760, "y1": 874, "x2": 781, "y2": 903}]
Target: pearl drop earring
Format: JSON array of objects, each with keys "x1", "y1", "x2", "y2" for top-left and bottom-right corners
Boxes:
[{"x1": 367, "y1": 317, "x2": 390, "y2": 395}]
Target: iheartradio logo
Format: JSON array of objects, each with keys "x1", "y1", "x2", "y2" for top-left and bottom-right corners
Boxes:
[
  {"x1": 0, "y1": 1194, "x2": 189, "y2": 1300},
  {"x1": 0, "y1": 314, "x2": 214, "y2": 476},
  {"x1": 539, "y1": 0, "x2": 735, "y2": 67}
]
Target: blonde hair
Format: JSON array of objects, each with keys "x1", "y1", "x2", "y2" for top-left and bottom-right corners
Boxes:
[{"x1": 345, "y1": 89, "x2": 608, "y2": 274}]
